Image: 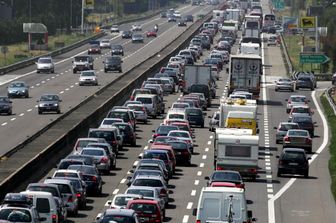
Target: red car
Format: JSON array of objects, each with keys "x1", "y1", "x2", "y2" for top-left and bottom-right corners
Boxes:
[
  {"x1": 127, "y1": 199, "x2": 163, "y2": 223},
  {"x1": 146, "y1": 30, "x2": 157, "y2": 37}
]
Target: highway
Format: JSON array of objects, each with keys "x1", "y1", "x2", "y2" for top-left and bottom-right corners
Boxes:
[
  {"x1": 1, "y1": 0, "x2": 336, "y2": 222},
  {"x1": 0, "y1": 4, "x2": 213, "y2": 157}
]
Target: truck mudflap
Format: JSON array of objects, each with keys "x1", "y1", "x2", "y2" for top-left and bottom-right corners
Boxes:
[{"x1": 215, "y1": 163, "x2": 258, "y2": 179}]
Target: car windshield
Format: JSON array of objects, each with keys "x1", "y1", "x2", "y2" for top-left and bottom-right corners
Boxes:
[
  {"x1": 54, "y1": 172, "x2": 78, "y2": 178},
  {"x1": 9, "y1": 82, "x2": 25, "y2": 88},
  {"x1": 81, "y1": 149, "x2": 104, "y2": 156},
  {"x1": 143, "y1": 152, "x2": 168, "y2": 160},
  {"x1": 133, "y1": 34, "x2": 142, "y2": 38},
  {"x1": 38, "y1": 58, "x2": 51, "y2": 63},
  {"x1": 211, "y1": 172, "x2": 241, "y2": 182},
  {"x1": 0, "y1": 209, "x2": 32, "y2": 222},
  {"x1": 169, "y1": 131, "x2": 189, "y2": 138},
  {"x1": 101, "y1": 215, "x2": 136, "y2": 223},
  {"x1": 129, "y1": 203, "x2": 157, "y2": 214},
  {"x1": 133, "y1": 179, "x2": 163, "y2": 187},
  {"x1": 136, "y1": 97, "x2": 152, "y2": 104},
  {"x1": 81, "y1": 71, "x2": 95, "y2": 77},
  {"x1": 157, "y1": 126, "x2": 178, "y2": 134},
  {"x1": 288, "y1": 130, "x2": 309, "y2": 137},
  {"x1": 126, "y1": 189, "x2": 154, "y2": 197},
  {"x1": 74, "y1": 56, "x2": 89, "y2": 62},
  {"x1": 40, "y1": 95, "x2": 58, "y2": 101}
]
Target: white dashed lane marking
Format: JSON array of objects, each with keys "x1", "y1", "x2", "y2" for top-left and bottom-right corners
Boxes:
[
  {"x1": 182, "y1": 215, "x2": 189, "y2": 223},
  {"x1": 191, "y1": 190, "x2": 196, "y2": 196},
  {"x1": 186, "y1": 202, "x2": 193, "y2": 209},
  {"x1": 2, "y1": 122, "x2": 7, "y2": 126},
  {"x1": 112, "y1": 189, "x2": 119, "y2": 195},
  {"x1": 10, "y1": 118, "x2": 16, "y2": 121},
  {"x1": 120, "y1": 179, "x2": 126, "y2": 184},
  {"x1": 19, "y1": 113, "x2": 24, "y2": 117},
  {"x1": 194, "y1": 180, "x2": 199, "y2": 185}
]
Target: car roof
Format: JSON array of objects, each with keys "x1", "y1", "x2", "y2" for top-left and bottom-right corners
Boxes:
[
  {"x1": 282, "y1": 148, "x2": 306, "y2": 153},
  {"x1": 105, "y1": 208, "x2": 136, "y2": 216},
  {"x1": 55, "y1": 169, "x2": 80, "y2": 173},
  {"x1": 44, "y1": 178, "x2": 71, "y2": 184},
  {"x1": 127, "y1": 199, "x2": 158, "y2": 205}
]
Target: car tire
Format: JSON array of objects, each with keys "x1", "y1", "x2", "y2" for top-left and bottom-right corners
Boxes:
[
  {"x1": 275, "y1": 88, "x2": 278, "y2": 91},
  {"x1": 25, "y1": 93, "x2": 29, "y2": 98},
  {"x1": 131, "y1": 140, "x2": 136, "y2": 147},
  {"x1": 275, "y1": 139, "x2": 279, "y2": 144},
  {"x1": 7, "y1": 110, "x2": 12, "y2": 116},
  {"x1": 112, "y1": 161, "x2": 116, "y2": 170},
  {"x1": 304, "y1": 170, "x2": 309, "y2": 178},
  {"x1": 119, "y1": 69, "x2": 122, "y2": 73},
  {"x1": 73, "y1": 70, "x2": 76, "y2": 74},
  {"x1": 51, "y1": 69, "x2": 55, "y2": 73},
  {"x1": 286, "y1": 109, "x2": 290, "y2": 113},
  {"x1": 36, "y1": 70, "x2": 40, "y2": 73},
  {"x1": 38, "y1": 110, "x2": 42, "y2": 114},
  {"x1": 57, "y1": 109, "x2": 61, "y2": 114},
  {"x1": 311, "y1": 87, "x2": 314, "y2": 91}
]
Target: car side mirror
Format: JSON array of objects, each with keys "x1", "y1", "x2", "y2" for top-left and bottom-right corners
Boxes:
[
  {"x1": 276, "y1": 155, "x2": 280, "y2": 158},
  {"x1": 148, "y1": 139, "x2": 153, "y2": 143},
  {"x1": 285, "y1": 99, "x2": 288, "y2": 101},
  {"x1": 307, "y1": 157, "x2": 311, "y2": 160},
  {"x1": 192, "y1": 208, "x2": 197, "y2": 216},
  {"x1": 152, "y1": 130, "x2": 155, "y2": 133},
  {"x1": 204, "y1": 176, "x2": 210, "y2": 180}
]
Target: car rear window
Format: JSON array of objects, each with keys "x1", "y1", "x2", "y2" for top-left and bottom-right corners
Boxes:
[
  {"x1": 292, "y1": 116, "x2": 312, "y2": 122},
  {"x1": 114, "y1": 196, "x2": 136, "y2": 206},
  {"x1": 77, "y1": 140, "x2": 95, "y2": 148},
  {"x1": 291, "y1": 97, "x2": 306, "y2": 102},
  {"x1": 81, "y1": 149, "x2": 104, "y2": 156},
  {"x1": 157, "y1": 126, "x2": 178, "y2": 134},
  {"x1": 59, "y1": 160, "x2": 83, "y2": 169},
  {"x1": 89, "y1": 130, "x2": 116, "y2": 141},
  {"x1": 187, "y1": 109, "x2": 202, "y2": 116},
  {"x1": 129, "y1": 203, "x2": 157, "y2": 214},
  {"x1": 36, "y1": 198, "x2": 51, "y2": 213},
  {"x1": 27, "y1": 186, "x2": 58, "y2": 197},
  {"x1": 136, "y1": 97, "x2": 152, "y2": 104},
  {"x1": 126, "y1": 189, "x2": 154, "y2": 197},
  {"x1": 288, "y1": 130, "x2": 309, "y2": 137},
  {"x1": 212, "y1": 172, "x2": 241, "y2": 182},
  {"x1": 107, "y1": 111, "x2": 130, "y2": 122},
  {"x1": 133, "y1": 179, "x2": 163, "y2": 187},
  {"x1": 282, "y1": 151, "x2": 305, "y2": 161},
  {"x1": 143, "y1": 152, "x2": 168, "y2": 161},
  {"x1": 54, "y1": 172, "x2": 78, "y2": 178},
  {"x1": 280, "y1": 124, "x2": 299, "y2": 131}
]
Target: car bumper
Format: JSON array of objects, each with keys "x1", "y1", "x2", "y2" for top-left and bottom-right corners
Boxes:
[
  {"x1": 276, "y1": 85, "x2": 293, "y2": 90},
  {"x1": 8, "y1": 92, "x2": 27, "y2": 97},
  {"x1": 38, "y1": 106, "x2": 59, "y2": 112},
  {"x1": 37, "y1": 68, "x2": 53, "y2": 72},
  {"x1": 96, "y1": 163, "x2": 110, "y2": 171},
  {"x1": 65, "y1": 202, "x2": 77, "y2": 212},
  {"x1": 79, "y1": 80, "x2": 97, "y2": 85},
  {"x1": 74, "y1": 66, "x2": 90, "y2": 71},
  {"x1": 278, "y1": 165, "x2": 308, "y2": 175}
]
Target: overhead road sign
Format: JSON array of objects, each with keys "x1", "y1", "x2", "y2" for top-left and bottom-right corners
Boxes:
[
  {"x1": 300, "y1": 17, "x2": 316, "y2": 28},
  {"x1": 300, "y1": 53, "x2": 330, "y2": 64}
]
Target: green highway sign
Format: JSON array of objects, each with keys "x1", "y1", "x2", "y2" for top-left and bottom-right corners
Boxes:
[
  {"x1": 300, "y1": 53, "x2": 330, "y2": 64},
  {"x1": 272, "y1": 0, "x2": 284, "y2": 10}
]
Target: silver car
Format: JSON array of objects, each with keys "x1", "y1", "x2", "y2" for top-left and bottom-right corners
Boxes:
[
  {"x1": 209, "y1": 111, "x2": 220, "y2": 132},
  {"x1": 286, "y1": 95, "x2": 309, "y2": 113},
  {"x1": 109, "y1": 194, "x2": 143, "y2": 209},
  {"x1": 79, "y1": 70, "x2": 98, "y2": 86},
  {"x1": 36, "y1": 57, "x2": 55, "y2": 73},
  {"x1": 283, "y1": 129, "x2": 313, "y2": 153},
  {"x1": 127, "y1": 104, "x2": 148, "y2": 124},
  {"x1": 80, "y1": 148, "x2": 111, "y2": 174},
  {"x1": 7, "y1": 81, "x2": 29, "y2": 98},
  {"x1": 275, "y1": 78, "x2": 294, "y2": 92},
  {"x1": 274, "y1": 122, "x2": 300, "y2": 144}
]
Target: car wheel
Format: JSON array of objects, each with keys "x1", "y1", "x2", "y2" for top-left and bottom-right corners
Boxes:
[
  {"x1": 112, "y1": 160, "x2": 116, "y2": 170},
  {"x1": 73, "y1": 70, "x2": 76, "y2": 74},
  {"x1": 275, "y1": 139, "x2": 279, "y2": 144},
  {"x1": 119, "y1": 69, "x2": 122, "y2": 73},
  {"x1": 36, "y1": 70, "x2": 40, "y2": 73},
  {"x1": 25, "y1": 93, "x2": 29, "y2": 98},
  {"x1": 286, "y1": 109, "x2": 290, "y2": 113},
  {"x1": 51, "y1": 69, "x2": 55, "y2": 73},
  {"x1": 7, "y1": 110, "x2": 12, "y2": 116},
  {"x1": 275, "y1": 88, "x2": 278, "y2": 91},
  {"x1": 304, "y1": 170, "x2": 309, "y2": 178},
  {"x1": 311, "y1": 87, "x2": 314, "y2": 91},
  {"x1": 104, "y1": 69, "x2": 107, "y2": 73},
  {"x1": 57, "y1": 109, "x2": 61, "y2": 114},
  {"x1": 38, "y1": 110, "x2": 42, "y2": 114}
]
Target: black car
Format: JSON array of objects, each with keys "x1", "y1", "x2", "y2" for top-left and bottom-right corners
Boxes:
[
  {"x1": 277, "y1": 148, "x2": 310, "y2": 178},
  {"x1": 289, "y1": 114, "x2": 315, "y2": 136},
  {"x1": 152, "y1": 125, "x2": 179, "y2": 139},
  {"x1": 111, "y1": 44, "x2": 124, "y2": 56},
  {"x1": 185, "y1": 108, "x2": 204, "y2": 127},
  {"x1": 0, "y1": 96, "x2": 12, "y2": 115},
  {"x1": 166, "y1": 140, "x2": 191, "y2": 165},
  {"x1": 37, "y1": 94, "x2": 61, "y2": 114},
  {"x1": 178, "y1": 20, "x2": 187, "y2": 26},
  {"x1": 204, "y1": 170, "x2": 245, "y2": 188},
  {"x1": 184, "y1": 15, "x2": 194, "y2": 22},
  {"x1": 295, "y1": 75, "x2": 314, "y2": 90},
  {"x1": 103, "y1": 56, "x2": 123, "y2": 73},
  {"x1": 68, "y1": 165, "x2": 103, "y2": 196},
  {"x1": 121, "y1": 30, "x2": 132, "y2": 39},
  {"x1": 113, "y1": 122, "x2": 136, "y2": 146}
]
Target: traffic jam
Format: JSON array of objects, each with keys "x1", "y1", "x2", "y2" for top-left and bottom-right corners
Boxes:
[{"x1": 0, "y1": 0, "x2": 318, "y2": 222}]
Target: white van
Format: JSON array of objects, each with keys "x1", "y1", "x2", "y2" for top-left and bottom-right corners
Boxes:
[
  {"x1": 193, "y1": 187, "x2": 254, "y2": 223},
  {"x1": 134, "y1": 94, "x2": 159, "y2": 118},
  {"x1": 20, "y1": 191, "x2": 59, "y2": 223}
]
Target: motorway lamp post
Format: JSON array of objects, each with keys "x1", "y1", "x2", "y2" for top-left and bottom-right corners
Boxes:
[{"x1": 81, "y1": 0, "x2": 84, "y2": 34}]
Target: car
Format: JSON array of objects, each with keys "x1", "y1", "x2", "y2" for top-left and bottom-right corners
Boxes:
[
  {"x1": 109, "y1": 194, "x2": 143, "y2": 209},
  {"x1": 96, "y1": 209, "x2": 140, "y2": 223},
  {"x1": 127, "y1": 199, "x2": 163, "y2": 223},
  {"x1": 295, "y1": 72, "x2": 317, "y2": 88},
  {"x1": 0, "y1": 96, "x2": 12, "y2": 115},
  {"x1": 88, "y1": 127, "x2": 122, "y2": 155},
  {"x1": 129, "y1": 175, "x2": 169, "y2": 205},
  {"x1": 72, "y1": 55, "x2": 94, "y2": 73},
  {"x1": 289, "y1": 114, "x2": 315, "y2": 137},
  {"x1": 204, "y1": 170, "x2": 245, "y2": 188},
  {"x1": 146, "y1": 30, "x2": 157, "y2": 37},
  {"x1": 107, "y1": 108, "x2": 136, "y2": 130},
  {"x1": 184, "y1": 15, "x2": 194, "y2": 22},
  {"x1": 99, "y1": 39, "x2": 111, "y2": 49},
  {"x1": 166, "y1": 140, "x2": 191, "y2": 165},
  {"x1": 7, "y1": 81, "x2": 29, "y2": 98},
  {"x1": 134, "y1": 159, "x2": 169, "y2": 180},
  {"x1": 149, "y1": 144, "x2": 176, "y2": 172},
  {"x1": 285, "y1": 95, "x2": 309, "y2": 113},
  {"x1": 73, "y1": 137, "x2": 107, "y2": 153},
  {"x1": 178, "y1": 20, "x2": 187, "y2": 26},
  {"x1": 67, "y1": 164, "x2": 103, "y2": 196},
  {"x1": 160, "y1": 11, "x2": 167, "y2": 18},
  {"x1": 277, "y1": 148, "x2": 310, "y2": 178},
  {"x1": 112, "y1": 122, "x2": 137, "y2": 146},
  {"x1": 121, "y1": 30, "x2": 133, "y2": 39},
  {"x1": 79, "y1": 70, "x2": 98, "y2": 86},
  {"x1": 295, "y1": 75, "x2": 315, "y2": 90},
  {"x1": 80, "y1": 148, "x2": 112, "y2": 174},
  {"x1": 126, "y1": 104, "x2": 148, "y2": 124},
  {"x1": 289, "y1": 105, "x2": 314, "y2": 118},
  {"x1": 56, "y1": 158, "x2": 86, "y2": 169},
  {"x1": 127, "y1": 169, "x2": 167, "y2": 187},
  {"x1": 173, "y1": 10, "x2": 181, "y2": 18},
  {"x1": 152, "y1": 125, "x2": 179, "y2": 139},
  {"x1": 37, "y1": 94, "x2": 61, "y2": 114},
  {"x1": 141, "y1": 150, "x2": 173, "y2": 178},
  {"x1": 110, "y1": 25, "x2": 119, "y2": 33},
  {"x1": 111, "y1": 44, "x2": 124, "y2": 56},
  {"x1": 283, "y1": 129, "x2": 313, "y2": 153},
  {"x1": 103, "y1": 56, "x2": 123, "y2": 73},
  {"x1": 0, "y1": 193, "x2": 47, "y2": 223},
  {"x1": 36, "y1": 57, "x2": 55, "y2": 73},
  {"x1": 275, "y1": 78, "x2": 295, "y2": 91},
  {"x1": 131, "y1": 24, "x2": 142, "y2": 31},
  {"x1": 209, "y1": 111, "x2": 220, "y2": 132},
  {"x1": 274, "y1": 122, "x2": 300, "y2": 144},
  {"x1": 185, "y1": 107, "x2": 204, "y2": 127},
  {"x1": 168, "y1": 16, "x2": 176, "y2": 22},
  {"x1": 167, "y1": 130, "x2": 194, "y2": 153},
  {"x1": 88, "y1": 44, "x2": 101, "y2": 54},
  {"x1": 132, "y1": 34, "x2": 144, "y2": 43}
]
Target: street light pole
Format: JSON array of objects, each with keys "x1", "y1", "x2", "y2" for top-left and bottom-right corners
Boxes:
[
  {"x1": 70, "y1": 0, "x2": 73, "y2": 29},
  {"x1": 29, "y1": 0, "x2": 31, "y2": 22},
  {"x1": 81, "y1": 0, "x2": 84, "y2": 34}
]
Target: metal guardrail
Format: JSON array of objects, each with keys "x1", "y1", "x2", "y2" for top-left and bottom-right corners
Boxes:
[
  {"x1": 326, "y1": 87, "x2": 336, "y2": 115},
  {"x1": 279, "y1": 33, "x2": 293, "y2": 75}
]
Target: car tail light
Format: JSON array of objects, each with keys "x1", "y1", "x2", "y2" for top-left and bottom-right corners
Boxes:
[
  {"x1": 112, "y1": 140, "x2": 117, "y2": 145},
  {"x1": 237, "y1": 183, "x2": 245, "y2": 189},
  {"x1": 160, "y1": 189, "x2": 166, "y2": 197},
  {"x1": 101, "y1": 157, "x2": 109, "y2": 163},
  {"x1": 306, "y1": 138, "x2": 312, "y2": 144},
  {"x1": 130, "y1": 96, "x2": 134, "y2": 100},
  {"x1": 52, "y1": 214, "x2": 57, "y2": 223},
  {"x1": 68, "y1": 197, "x2": 73, "y2": 202},
  {"x1": 249, "y1": 168, "x2": 257, "y2": 174},
  {"x1": 284, "y1": 136, "x2": 290, "y2": 142},
  {"x1": 76, "y1": 193, "x2": 81, "y2": 198},
  {"x1": 91, "y1": 176, "x2": 97, "y2": 182},
  {"x1": 216, "y1": 166, "x2": 224, "y2": 170},
  {"x1": 196, "y1": 220, "x2": 201, "y2": 223}
]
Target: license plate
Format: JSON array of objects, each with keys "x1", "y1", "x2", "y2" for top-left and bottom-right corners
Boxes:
[
  {"x1": 140, "y1": 217, "x2": 149, "y2": 222},
  {"x1": 289, "y1": 163, "x2": 298, "y2": 166},
  {"x1": 176, "y1": 152, "x2": 182, "y2": 155}
]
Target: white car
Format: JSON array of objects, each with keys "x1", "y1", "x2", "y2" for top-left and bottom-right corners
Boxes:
[
  {"x1": 173, "y1": 11, "x2": 181, "y2": 18},
  {"x1": 36, "y1": 57, "x2": 55, "y2": 73},
  {"x1": 109, "y1": 194, "x2": 143, "y2": 209},
  {"x1": 99, "y1": 39, "x2": 111, "y2": 48},
  {"x1": 79, "y1": 70, "x2": 98, "y2": 86},
  {"x1": 99, "y1": 118, "x2": 124, "y2": 128},
  {"x1": 131, "y1": 24, "x2": 142, "y2": 31},
  {"x1": 110, "y1": 25, "x2": 119, "y2": 33}
]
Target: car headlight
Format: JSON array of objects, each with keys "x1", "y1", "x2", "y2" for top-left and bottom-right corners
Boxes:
[
  {"x1": 54, "y1": 103, "x2": 59, "y2": 106},
  {"x1": 3, "y1": 105, "x2": 9, "y2": 108},
  {"x1": 39, "y1": 103, "x2": 44, "y2": 107}
]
